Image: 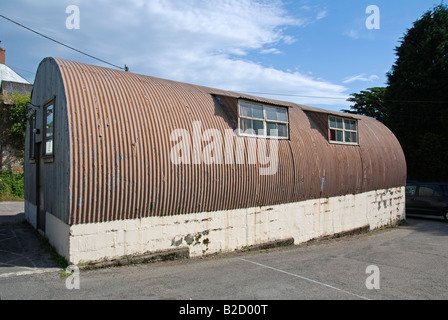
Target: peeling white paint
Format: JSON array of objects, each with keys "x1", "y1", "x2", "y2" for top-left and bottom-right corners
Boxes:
[{"x1": 30, "y1": 187, "x2": 405, "y2": 265}]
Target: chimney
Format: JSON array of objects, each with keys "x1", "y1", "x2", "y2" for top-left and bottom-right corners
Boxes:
[{"x1": 0, "y1": 41, "x2": 5, "y2": 64}]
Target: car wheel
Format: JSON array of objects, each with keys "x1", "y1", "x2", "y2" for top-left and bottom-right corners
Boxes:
[{"x1": 445, "y1": 210, "x2": 448, "y2": 222}]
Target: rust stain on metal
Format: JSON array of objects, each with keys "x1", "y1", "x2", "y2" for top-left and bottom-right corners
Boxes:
[{"x1": 49, "y1": 58, "x2": 406, "y2": 225}]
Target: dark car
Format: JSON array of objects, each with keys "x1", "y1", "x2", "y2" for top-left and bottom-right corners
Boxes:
[{"x1": 405, "y1": 181, "x2": 448, "y2": 221}]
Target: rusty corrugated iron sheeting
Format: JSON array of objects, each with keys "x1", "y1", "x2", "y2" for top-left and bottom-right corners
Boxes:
[{"x1": 54, "y1": 59, "x2": 406, "y2": 225}]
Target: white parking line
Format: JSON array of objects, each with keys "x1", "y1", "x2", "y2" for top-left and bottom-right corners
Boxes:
[
  {"x1": 239, "y1": 258, "x2": 370, "y2": 300},
  {"x1": 0, "y1": 267, "x2": 60, "y2": 279}
]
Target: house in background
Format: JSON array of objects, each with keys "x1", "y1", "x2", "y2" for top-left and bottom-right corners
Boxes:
[
  {"x1": 25, "y1": 57, "x2": 407, "y2": 265},
  {"x1": 0, "y1": 42, "x2": 33, "y2": 171}
]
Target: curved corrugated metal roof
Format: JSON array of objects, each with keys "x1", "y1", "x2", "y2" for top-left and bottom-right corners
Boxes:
[{"x1": 38, "y1": 58, "x2": 407, "y2": 224}]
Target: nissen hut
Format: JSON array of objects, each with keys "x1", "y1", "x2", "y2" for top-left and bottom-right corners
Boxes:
[{"x1": 25, "y1": 58, "x2": 407, "y2": 265}]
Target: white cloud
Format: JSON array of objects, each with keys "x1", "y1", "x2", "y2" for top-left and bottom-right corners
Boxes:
[
  {"x1": 1, "y1": 0, "x2": 350, "y2": 108},
  {"x1": 342, "y1": 74, "x2": 379, "y2": 84},
  {"x1": 345, "y1": 29, "x2": 361, "y2": 40},
  {"x1": 344, "y1": 28, "x2": 375, "y2": 40},
  {"x1": 343, "y1": 17, "x2": 375, "y2": 40},
  {"x1": 108, "y1": 0, "x2": 302, "y2": 54},
  {"x1": 107, "y1": 0, "x2": 347, "y2": 106},
  {"x1": 260, "y1": 48, "x2": 282, "y2": 54},
  {"x1": 316, "y1": 10, "x2": 328, "y2": 20}
]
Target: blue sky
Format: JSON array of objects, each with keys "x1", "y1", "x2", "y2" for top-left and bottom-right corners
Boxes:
[{"x1": 0, "y1": 0, "x2": 442, "y2": 111}]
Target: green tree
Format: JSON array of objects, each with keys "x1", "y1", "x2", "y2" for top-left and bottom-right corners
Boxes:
[
  {"x1": 386, "y1": 4, "x2": 448, "y2": 181},
  {"x1": 343, "y1": 87, "x2": 389, "y2": 124},
  {"x1": 0, "y1": 92, "x2": 30, "y2": 152},
  {"x1": 0, "y1": 93, "x2": 29, "y2": 201}
]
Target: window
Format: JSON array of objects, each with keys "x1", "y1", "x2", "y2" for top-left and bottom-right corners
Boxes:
[
  {"x1": 239, "y1": 100, "x2": 289, "y2": 139},
  {"x1": 329, "y1": 116, "x2": 358, "y2": 145},
  {"x1": 44, "y1": 103, "x2": 54, "y2": 156},
  {"x1": 443, "y1": 186, "x2": 448, "y2": 197},
  {"x1": 405, "y1": 185, "x2": 417, "y2": 196},
  {"x1": 418, "y1": 185, "x2": 442, "y2": 197},
  {"x1": 29, "y1": 112, "x2": 36, "y2": 160}
]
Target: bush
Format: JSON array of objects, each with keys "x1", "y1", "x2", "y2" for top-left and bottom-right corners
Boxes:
[
  {"x1": 1, "y1": 93, "x2": 30, "y2": 153},
  {"x1": 0, "y1": 170, "x2": 24, "y2": 201}
]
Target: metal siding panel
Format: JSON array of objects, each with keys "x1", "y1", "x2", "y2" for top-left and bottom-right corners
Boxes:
[
  {"x1": 47, "y1": 58, "x2": 406, "y2": 225},
  {"x1": 25, "y1": 58, "x2": 70, "y2": 223}
]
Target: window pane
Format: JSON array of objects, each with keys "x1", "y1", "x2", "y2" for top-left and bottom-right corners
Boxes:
[
  {"x1": 345, "y1": 131, "x2": 358, "y2": 143},
  {"x1": 278, "y1": 124, "x2": 288, "y2": 137},
  {"x1": 330, "y1": 129, "x2": 336, "y2": 141},
  {"x1": 337, "y1": 131, "x2": 344, "y2": 142},
  {"x1": 431, "y1": 186, "x2": 441, "y2": 196},
  {"x1": 443, "y1": 186, "x2": 448, "y2": 197},
  {"x1": 419, "y1": 185, "x2": 442, "y2": 197},
  {"x1": 252, "y1": 104, "x2": 264, "y2": 119},
  {"x1": 336, "y1": 118, "x2": 343, "y2": 129},
  {"x1": 240, "y1": 118, "x2": 252, "y2": 132},
  {"x1": 46, "y1": 127, "x2": 53, "y2": 139},
  {"x1": 418, "y1": 186, "x2": 433, "y2": 197},
  {"x1": 46, "y1": 105, "x2": 54, "y2": 122},
  {"x1": 46, "y1": 105, "x2": 54, "y2": 137},
  {"x1": 405, "y1": 186, "x2": 417, "y2": 196},
  {"x1": 277, "y1": 108, "x2": 288, "y2": 122},
  {"x1": 266, "y1": 107, "x2": 277, "y2": 121},
  {"x1": 329, "y1": 117, "x2": 336, "y2": 129},
  {"x1": 345, "y1": 131, "x2": 352, "y2": 143},
  {"x1": 344, "y1": 119, "x2": 351, "y2": 130},
  {"x1": 253, "y1": 120, "x2": 265, "y2": 136},
  {"x1": 267, "y1": 122, "x2": 277, "y2": 137},
  {"x1": 240, "y1": 102, "x2": 251, "y2": 117},
  {"x1": 345, "y1": 120, "x2": 357, "y2": 131},
  {"x1": 45, "y1": 105, "x2": 54, "y2": 155},
  {"x1": 45, "y1": 140, "x2": 53, "y2": 155}
]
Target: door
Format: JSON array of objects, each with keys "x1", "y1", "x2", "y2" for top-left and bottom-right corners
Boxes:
[{"x1": 36, "y1": 143, "x2": 45, "y2": 233}]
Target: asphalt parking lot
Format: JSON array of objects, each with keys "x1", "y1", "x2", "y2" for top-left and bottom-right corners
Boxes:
[
  {"x1": 0, "y1": 202, "x2": 447, "y2": 301},
  {"x1": 0, "y1": 202, "x2": 59, "y2": 279}
]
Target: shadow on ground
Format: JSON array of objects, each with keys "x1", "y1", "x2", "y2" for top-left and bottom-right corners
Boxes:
[
  {"x1": 404, "y1": 214, "x2": 448, "y2": 237},
  {"x1": 0, "y1": 202, "x2": 60, "y2": 277}
]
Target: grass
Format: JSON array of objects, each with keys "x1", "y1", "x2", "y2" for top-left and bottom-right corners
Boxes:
[{"x1": 0, "y1": 170, "x2": 24, "y2": 201}]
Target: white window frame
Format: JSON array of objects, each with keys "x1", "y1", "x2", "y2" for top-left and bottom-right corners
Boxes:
[
  {"x1": 328, "y1": 116, "x2": 359, "y2": 145},
  {"x1": 238, "y1": 100, "x2": 290, "y2": 140}
]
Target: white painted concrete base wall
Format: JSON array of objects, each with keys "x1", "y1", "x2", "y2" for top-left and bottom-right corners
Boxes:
[
  {"x1": 25, "y1": 201, "x2": 37, "y2": 229},
  {"x1": 28, "y1": 187, "x2": 405, "y2": 265}
]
